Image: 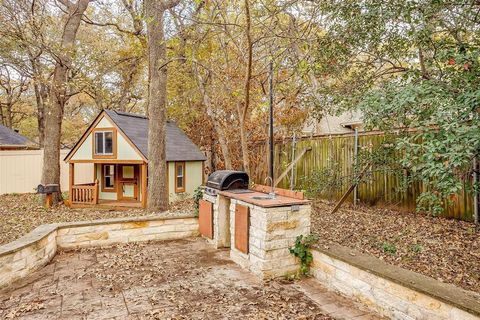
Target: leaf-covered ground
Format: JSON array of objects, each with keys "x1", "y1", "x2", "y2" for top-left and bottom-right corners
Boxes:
[
  {"x1": 311, "y1": 200, "x2": 480, "y2": 294},
  {"x1": 0, "y1": 193, "x2": 194, "y2": 246}
]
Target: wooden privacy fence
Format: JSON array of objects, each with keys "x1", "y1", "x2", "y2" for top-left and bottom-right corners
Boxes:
[
  {"x1": 0, "y1": 149, "x2": 93, "y2": 195},
  {"x1": 250, "y1": 131, "x2": 475, "y2": 221}
]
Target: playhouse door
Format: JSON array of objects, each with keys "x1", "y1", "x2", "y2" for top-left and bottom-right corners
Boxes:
[{"x1": 118, "y1": 165, "x2": 139, "y2": 201}]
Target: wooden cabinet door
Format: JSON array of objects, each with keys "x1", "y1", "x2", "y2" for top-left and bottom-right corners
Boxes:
[
  {"x1": 235, "y1": 204, "x2": 249, "y2": 254},
  {"x1": 199, "y1": 200, "x2": 213, "y2": 239}
]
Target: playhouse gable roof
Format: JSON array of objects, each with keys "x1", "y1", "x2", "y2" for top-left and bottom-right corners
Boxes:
[{"x1": 65, "y1": 110, "x2": 206, "y2": 162}]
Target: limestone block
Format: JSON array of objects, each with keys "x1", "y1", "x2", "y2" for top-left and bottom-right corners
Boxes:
[
  {"x1": 334, "y1": 268, "x2": 372, "y2": 293},
  {"x1": 26, "y1": 248, "x2": 46, "y2": 266},
  {"x1": 263, "y1": 238, "x2": 292, "y2": 251},
  {"x1": 12, "y1": 246, "x2": 33, "y2": 262},
  {"x1": 266, "y1": 219, "x2": 299, "y2": 232},
  {"x1": 315, "y1": 252, "x2": 352, "y2": 273},
  {"x1": 230, "y1": 249, "x2": 249, "y2": 270},
  {"x1": 174, "y1": 223, "x2": 199, "y2": 232},
  {"x1": 10, "y1": 257, "x2": 27, "y2": 272},
  {"x1": 140, "y1": 225, "x2": 177, "y2": 235},
  {"x1": 75, "y1": 231, "x2": 111, "y2": 243},
  {"x1": 0, "y1": 254, "x2": 13, "y2": 267},
  {"x1": 312, "y1": 258, "x2": 336, "y2": 277},
  {"x1": 146, "y1": 220, "x2": 166, "y2": 227},
  {"x1": 127, "y1": 234, "x2": 159, "y2": 243},
  {"x1": 450, "y1": 308, "x2": 480, "y2": 320},
  {"x1": 262, "y1": 265, "x2": 299, "y2": 278},
  {"x1": 182, "y1": 218, "x2": 198, "y2": 225},
  {"x1": 260, "y1": 256, "x2": 297, "y2": 270},
  {"x1": 58, "y1": 240, "x2": 92, "y2": 249}
]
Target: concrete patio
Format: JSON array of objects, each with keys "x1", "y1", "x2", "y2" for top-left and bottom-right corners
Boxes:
[{"x1": 0, "y1": 238, "x2": 382, "y2": 319}]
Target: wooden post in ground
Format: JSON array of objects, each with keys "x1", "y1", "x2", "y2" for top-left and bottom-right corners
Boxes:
[
  {"x1": 331, "y1": 163, "x2": 370, "y2": 214},
  {"x1": 274, "y1": 147, "x2": 312, "y2": 187},
  {"x1": 45, "y1": 193, "x2": 53, "y2": 208}
]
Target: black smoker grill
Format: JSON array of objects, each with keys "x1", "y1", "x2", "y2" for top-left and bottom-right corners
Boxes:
[{"x1": 205, "y1": 170, "x2": 250, "y2": 196}]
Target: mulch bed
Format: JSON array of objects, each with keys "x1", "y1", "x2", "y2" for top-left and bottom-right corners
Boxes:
[
  {"x1": 0, "y1": 193, "x2": 194, "y2": 246},
  {"x1": 311, "y1": 200, "x2": 480, "y2": 294}
]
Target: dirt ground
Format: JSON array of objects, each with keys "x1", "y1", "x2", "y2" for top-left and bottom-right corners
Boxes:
[
  {"x1": 311, "y1": 200, "x2": 480, "y2": 294},
  {"x1": 0, "y1": 193, "x2": 194, "y2": 246},
  {"x1": 0, "y1": 238, "x2": 344, "y2": 320}
]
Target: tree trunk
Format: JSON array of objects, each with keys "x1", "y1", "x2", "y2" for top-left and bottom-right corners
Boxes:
[
  {"x1": 42, "y1": 0, "x2": 90, "y2": 204},
  {"x1": 238, "y1": 0, "x2": 253, "y2": 175},
  {"x1": 32, "y1": 80, "x2": 47, "y2": 147},
  {"x1": 145, "y1": 0, "x2": 180, "y2": 211},
  {"x1": 192, "y1": 67, "x2": 233, "y2": 170},
  {"x1": 30, "y1": 55, "x2": 48, "y2": 147}
]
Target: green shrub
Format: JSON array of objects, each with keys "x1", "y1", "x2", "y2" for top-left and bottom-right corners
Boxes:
[{"x1": 193, "y1": 186, "x2": 203, "y2": 217}]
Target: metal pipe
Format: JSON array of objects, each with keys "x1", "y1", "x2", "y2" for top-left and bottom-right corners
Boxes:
[
  {"x1": 474, "y1": 157, "x2": 479, "y2": 225},
  {"x1": 269, "y1": 61, "x2": 274, "y2": 193},
  {"x1": 353, "y1": 127, "x2": 359, "y2": 206},
  {"x1": 290, "y1": 133, "x2": 296, "y2": 190}
]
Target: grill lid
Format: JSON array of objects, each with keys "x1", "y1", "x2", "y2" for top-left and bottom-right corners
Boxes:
[{"x1": 206, "y1": 170, "x2": 249, "y2": 190}]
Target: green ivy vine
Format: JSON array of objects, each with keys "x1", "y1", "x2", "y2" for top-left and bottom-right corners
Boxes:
[{"x1": 289, "y1": 234, "x2": 319, "y2": 276}]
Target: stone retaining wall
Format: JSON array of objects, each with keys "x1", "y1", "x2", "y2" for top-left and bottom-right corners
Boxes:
[
  {"x1": 0, "y1": 215, "x2": 198, "y2": 289},
  {"x1": 311, "y1": 244, "x2": 480, "y2": 320}
]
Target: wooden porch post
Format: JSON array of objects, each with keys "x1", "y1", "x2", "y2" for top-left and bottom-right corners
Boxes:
[
  {"x1": 69, "y1": 162, "x2": 74, "y2": 206},
  {"x1": 93, "y1": 179, "x2": 99, "y2": 204},
  {"x1": 142, "y1": 162, "x2": 147, "y2": 208}
]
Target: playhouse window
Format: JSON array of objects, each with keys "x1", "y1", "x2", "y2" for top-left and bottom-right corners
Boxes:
[
  {"x1": 103, "y1": 164, "x2": 115, "y2": 190},
  {"x1": 175, "y1": 162, "x2": 185, "y2": 193},
  {"x1": 94, "y1": 131, "x2": 113, "y2": 155}
]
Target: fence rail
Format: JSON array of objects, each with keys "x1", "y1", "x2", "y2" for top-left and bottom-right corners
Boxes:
[{"x1": 251, "y1": 132, "x2": 475, "y2": 221}]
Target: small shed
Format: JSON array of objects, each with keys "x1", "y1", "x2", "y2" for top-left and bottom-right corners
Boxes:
[
  {"x1": 0, "y1": 125, "x2": 36, "y2": 150},
  {"x1": 64, "y1": 110, "x2": 206, "y2": 208}
]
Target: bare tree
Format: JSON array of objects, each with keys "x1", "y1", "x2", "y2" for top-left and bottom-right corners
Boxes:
[
  {"x1": 42, "y1": 0, "x2": 91, "y2": 204},
  {"x1": 0, "y1": 65, "x2": 29, "y2": 128},
  {"x1": 145, "y1": 0, "x2": 181, "y2": 211}
]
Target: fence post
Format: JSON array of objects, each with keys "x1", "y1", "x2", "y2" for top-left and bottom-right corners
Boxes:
[
  {"x1": 474, "y1": 157, "x2": 478, "y2": 225},
  {"x1": 353, "y1": 128, "x2": 359, "y2": 207}
]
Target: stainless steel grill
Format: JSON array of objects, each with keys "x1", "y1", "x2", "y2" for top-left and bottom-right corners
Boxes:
[{"x1": 205, "y1": 170, "x2": 249, "y2": 196}]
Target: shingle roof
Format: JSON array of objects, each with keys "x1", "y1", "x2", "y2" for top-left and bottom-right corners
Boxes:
[
  {"x1": 0, "y1": 124, "x2": 31, "y2": 147},
  {"x1": 104, "y1": 110, "x2": 206, "y2": 162}
]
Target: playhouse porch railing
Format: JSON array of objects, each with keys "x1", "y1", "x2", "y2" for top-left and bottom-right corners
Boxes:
[{"x1": 71, "y1": 180, "x2": 99, "y2": 205}]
